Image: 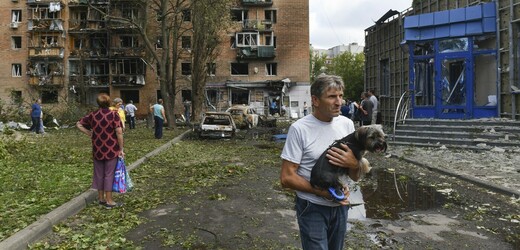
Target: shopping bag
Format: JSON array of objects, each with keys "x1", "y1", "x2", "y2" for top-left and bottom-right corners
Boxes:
[
  {"x1": 112, "y1": 157, "x2": 127, "y2": 193},
  {"x1": 125, "y1": 168, "x2": 134, "y2": 192}
]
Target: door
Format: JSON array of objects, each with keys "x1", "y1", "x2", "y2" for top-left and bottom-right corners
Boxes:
[{"x1": 436, "y1": 57, "x2": 470, "y2": 119}]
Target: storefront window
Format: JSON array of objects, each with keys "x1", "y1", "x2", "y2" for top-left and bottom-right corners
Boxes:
[{"x1": 439, "y1": 38, "x2": 468, "y2": 53}]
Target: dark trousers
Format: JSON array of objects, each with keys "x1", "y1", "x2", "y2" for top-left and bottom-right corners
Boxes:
[
  {"x1": 154, "y1": 116, "x2": 164, "y2": 139},
  {"x1": 30, "y1": 116, "x2": 41, "y2": 133},
  {"x1": 127, "y1": 116, "x2": 136, "y2": 129}
]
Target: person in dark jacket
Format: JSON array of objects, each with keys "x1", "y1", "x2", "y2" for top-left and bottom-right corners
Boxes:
[{"x1": 29, "y1": 99, "x2": 42, "y2": 134}]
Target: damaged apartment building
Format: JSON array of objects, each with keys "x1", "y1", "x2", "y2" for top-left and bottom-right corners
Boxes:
[
  {"x1": 365, "y1": 0, "x2": 520, "y2": 122},
  {"x1": 1, "y1": 0, "x2": 311, "y2": 119}
]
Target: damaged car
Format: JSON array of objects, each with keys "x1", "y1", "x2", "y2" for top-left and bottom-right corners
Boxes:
[
  {"x1": 226, "y1": 105, "x2": 259, "y2": 129},
  {"x1": 195, "y1": 112, "x2": 236, "y2": 138}
]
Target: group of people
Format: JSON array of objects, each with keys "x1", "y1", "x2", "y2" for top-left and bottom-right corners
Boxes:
[{"x1": 339, "y1": 89, "x2": 379, "y2": 127}]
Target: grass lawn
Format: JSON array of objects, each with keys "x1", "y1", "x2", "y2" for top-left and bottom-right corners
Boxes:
[{"x1": 0, "y1": 124, "x2": 186, "y2": 242}]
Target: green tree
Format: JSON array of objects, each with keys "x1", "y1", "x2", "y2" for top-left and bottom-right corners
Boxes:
[
  {"x1": 330, "y1": 52, "x2": 365, "y2": 101},
  {"x1": 190, "y1": 0, "x2": 233, "y2": 122},
  {"x1": 310, "y1": 48, "x2": 328, "y2": 82}
]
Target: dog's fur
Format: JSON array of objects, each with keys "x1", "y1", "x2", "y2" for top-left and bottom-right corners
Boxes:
[{"x1": 310, "y1": 125, "x2": 387, "y2": 193}]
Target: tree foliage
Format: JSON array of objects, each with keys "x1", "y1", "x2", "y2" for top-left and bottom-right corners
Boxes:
[
  {"x1": 330, "y1": 52, "x2": 365, "y2": 101},
  {"x1": 309, "y1": 48, "x2": 328, "y2": 83},
  {"x1": 190, "y1": 0, "x2": 233, "y2": 122}
]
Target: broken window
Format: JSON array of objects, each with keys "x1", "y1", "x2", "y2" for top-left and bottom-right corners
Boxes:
[
  {"x1": 474, "y1": 54, "x2": 497, "y2": 106},
  {"x1": 156, "y1": 36, "x2": 163, "y2": 49},
  {"x1": 206, "y1": 89, "x2": 218, "y2": 107},
  {"x1": 181, "y1": 62, "x2": 191, "y2": 75},
  {"x1": 120, "y1": 36, "x2": 138, "y2": 48},
  {"x1": 41, "y1": 90, "x2": 59, "y2": 104},
  {"x1": 182, "y1": 9, "x2": 191, "y2": 22},
  {"x1": 231, "y1": 89, "x2": 249, "y2": 105},
  {"x1": 120, "y1": 90, "x2": 140, "y2": 104},
  {"x1": 413, "y1": 60, "x2": 435, "y2": 106},
  {"x1": 40, "y1": 35, "x2": 59, "y2": 47},
  {"x1": 207, "y1": 63, "x2": 216, "y2": 76},
  {"x1": 236, "y1": 33, "x2": 258, "y2": 47},
  {"x1": 230, "y1": 36, "x2": 236, "y2": 48},
  {"x1": 115, "y1": 59, "x2": 145, "y2": 75},
  {"x1": 12, "y1": 64, "x2": 22, "y2": 77},
  {"x1": 122, "y1": 7, "x2": 139, "y2": 20},
  {"x1": 266, "y1": 63, "x2": 277, "y2": 76},
  {"x1": 439, "y1": 38, "x2": 468, "y2": 53},
  {"x1": 182, "y1": 36, "x2": 191, "y2": 49},
  {"x1": 12, "y1": 10, "x2": 22, "y2": 23},
  {"x1": 182, "y1": 90, "x2": 191, "y2": 102},
  {"x1": 265, "y1": 10, "x2": 277, "y2": 24},
  {"x1": 231, "y1": 63, "x2": 248, "y2": 75},
  {"x1": 413, "y1": 41, "x2": 434, "y2": 56},
  {"x1": 10, "y1": 90, "x2": 22, "y2": 105},
  {"x1": 12, "y1": 36, "x2": 22, "y2": 49},
  {"x1": 231, "y1": 9, "x2": 247, "y2": 22},
  {"x1": 90, "y1": 62, "x2": 109, "y2": 75}
]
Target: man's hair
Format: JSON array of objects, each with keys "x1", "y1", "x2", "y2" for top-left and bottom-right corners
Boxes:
[
  {"x1": 158, "y1": 99, "x2": 163, "y2": 104},
  {"x1": 311, "y1": 75, "x2": 345, "y2": 98},
  {"x1": 113, "y1": 97, "x2": 123, "y2": 105},
  {"x1": 129, "y1": 100, "x2": 133, "y2": 104},
  {"x1": 97, "y1": 93, "x2": 111, "y2": 108}
]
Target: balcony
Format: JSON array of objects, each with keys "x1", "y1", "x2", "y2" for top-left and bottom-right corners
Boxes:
[
  {"x1": 29, "y1": 47, "x2": 64, "y2": 58},
  {"x1": 237, "y1": 46, "x2": 275, "y2": 60},
  {"x1": 111, "y1": 75, "x2": 146, "y2": 86},
  {"x1": 29, "y1": 75, "x2": 64, "y2": 87},
  {"x1": 242, "y1": 19, "x2": 272, "y2": 31},
  {"x1": 241, "y1": 0, "x2": 273, "y2": 6}
]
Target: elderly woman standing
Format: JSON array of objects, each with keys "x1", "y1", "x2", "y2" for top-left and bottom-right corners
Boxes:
[{"x1": 77, "y1": 93, "x2": 124, "y2": 208}]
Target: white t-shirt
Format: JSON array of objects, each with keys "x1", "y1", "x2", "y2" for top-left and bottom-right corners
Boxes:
[
  {"x1": 369, "y1": 95, "x2": 378, "y2": 112},
  {"x1": 281, "y1": 114, "x2": 355, "y2": 206}
]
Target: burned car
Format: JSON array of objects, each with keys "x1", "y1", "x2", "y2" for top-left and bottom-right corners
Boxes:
[
  {"x1": 195, "y1": 112, "x2": 236, "y2": 138},
  {"x1": 225, "y1": 105, "x2": 259, "y2": 129}
]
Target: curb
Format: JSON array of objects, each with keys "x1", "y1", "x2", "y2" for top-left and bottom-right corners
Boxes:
[
  {"x1": 389, "y1": 153, "x2": 520, "y2": 198},
  {"x1": 0, "y1": 129, "x2": 191, "y2": 250}
]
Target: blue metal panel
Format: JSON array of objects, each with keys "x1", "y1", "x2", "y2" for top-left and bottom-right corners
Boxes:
[
  {"x1": 434, "y1": 10, "x2": 450, "y2": 25},
  {"x1": 483, "y1": 17, "x2": 496, "y2": 32},
  {"x1": 404, "y1": 15, "x2": 419, "y2": 28},
  {"x1": 466, "y1": 21, "x2": 483, "y2": 35},
  {"x1": 450, "y1": 8, "x2": 466, "y2": 23},
  {"x1": 419, "y1": 13, "x2": 435, "y2": 27},
  {"x1": 449, "y1": 23, "x2": 466, "y2": 37},
  {"x1": 483, "y1": 2, "x2": 496, "y2": 18},
  {"x1": 421, "y1": 27, "x2": 436, "y2": 40},
  {"x1": 435, "y1": 25, "x2": 450, "y2": 37},
  {"x1": 465, "y1": 5, "x2": 482, "y2": 21},
  {"x1": 405, "y1": 29, "x2": 421, "y2": 40}
]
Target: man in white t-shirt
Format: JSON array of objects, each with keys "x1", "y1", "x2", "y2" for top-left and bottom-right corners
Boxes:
[
  {"x1": 280, "y1": 74, "x2": 360, "y2": 249},
  {"x1": 368, "y1": 89, "x2": 378, "y2": 124},
  {"x1": 124, "y1": 100, "x2": 138, "y2": 129}
]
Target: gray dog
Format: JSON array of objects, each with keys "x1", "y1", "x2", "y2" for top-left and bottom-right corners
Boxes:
[{"x1": 310, "y1": 125, "x2": 387, "y2": 200}]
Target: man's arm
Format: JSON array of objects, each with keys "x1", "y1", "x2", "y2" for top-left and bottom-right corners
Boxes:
[
  {"x1": 161, "y1": 107, "x2": 167, "y2": 123},
  {"x1": 326, "y1": 144, "x2": 361, "y2": 181},
  {"x1": 280, "y1": 160, "x2": 330, "y2": 198}
]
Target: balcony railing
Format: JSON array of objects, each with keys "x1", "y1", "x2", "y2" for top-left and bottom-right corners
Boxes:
[
  {"x1": 29, "y1": 47, "x2": 64, "y2": 58},
  {"x1": 237, "y1": 46, "x2": 275, "y2": 59},
  {"x1": 242, "y1": 19, "x2": 272, "y2": 31},
  {"x1": 29, "y1": 75, "x2": 64, "y2": 87},
  {"x1": 241, "y1": 0, "x2": 273, "y2": 6}
]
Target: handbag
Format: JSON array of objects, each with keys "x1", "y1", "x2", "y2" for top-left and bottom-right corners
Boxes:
[{"x1": 112, "y1": 157, "x2": 127, "y2": 193}]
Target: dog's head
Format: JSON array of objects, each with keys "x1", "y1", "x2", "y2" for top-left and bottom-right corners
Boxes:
[{"x1": 355, "y1": 125, "x2": 387, "y2": 153}]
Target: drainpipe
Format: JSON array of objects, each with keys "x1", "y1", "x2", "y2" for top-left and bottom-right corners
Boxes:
[{"x1": 496, "y1": 0, "x2": 502, "y2": 118}]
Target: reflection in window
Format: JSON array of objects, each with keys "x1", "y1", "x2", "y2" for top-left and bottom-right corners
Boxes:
[{"x1": 439, "y1": 38, "x2": 468, "y2": 53}]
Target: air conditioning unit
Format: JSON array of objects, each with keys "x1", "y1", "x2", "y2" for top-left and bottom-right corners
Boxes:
[{"x1": 10, "y1": 22, "x2": 19, "y2": 29}]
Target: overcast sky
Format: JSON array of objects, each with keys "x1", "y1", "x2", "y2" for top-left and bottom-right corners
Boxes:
[{"x1": 310, "y1": 0, "x2": 412, "y2": 49}]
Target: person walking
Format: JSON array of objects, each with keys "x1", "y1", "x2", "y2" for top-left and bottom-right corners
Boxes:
[
  {"x1": 125, "y1": 100, "x2": 138, "y2": 129},
  {"x1": 358, "y1": 92, "x2": 373, "y2": 126},
  {"x1": 29, "y1": 99, "x2": 42, "y2": 134},
  {"x1": 367, "y1": 89, "x2": 378, "y2": 124},
  {"x1": 150, "y1": 99, "x2": 167, "y2": 139},
  {"x1": 183, "y1": 99, "x2": 191, "y2": 125},
  {"x1": 280, "y1": 74, "x2": 360, "y2": 250},
  {"x1": 76, "y1": 93, "x2": 124, "y2": 208}
]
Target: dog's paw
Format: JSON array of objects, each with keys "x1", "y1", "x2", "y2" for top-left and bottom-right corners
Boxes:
[{"x1": 360, "y1": 158, "x2": 371, "y2": 174}]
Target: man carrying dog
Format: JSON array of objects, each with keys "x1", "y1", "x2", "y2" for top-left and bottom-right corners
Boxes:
[{"x1": 280, "y1": 74, "x2": 360, "y2": 249}]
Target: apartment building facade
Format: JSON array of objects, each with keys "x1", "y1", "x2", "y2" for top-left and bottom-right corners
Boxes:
[
  {"x1": 0, "y1": 0, "x2": 310, "y2": 119},
  {"x1": 365, "y1": 0, "x2": 520, "y2": 122}
]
